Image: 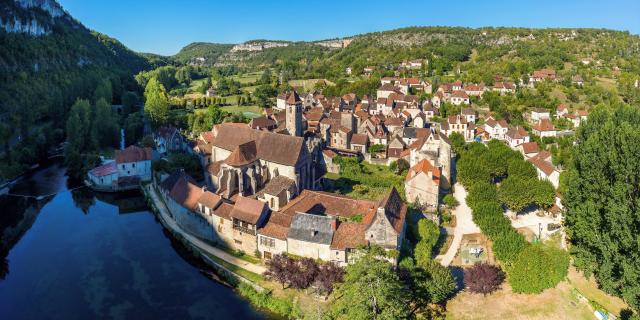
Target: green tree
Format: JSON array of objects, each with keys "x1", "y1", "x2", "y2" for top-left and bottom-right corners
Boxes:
[
  {"x1": 331, "y1": 247, "x2": 410, "y2": 320},
  {"x1": 449, "y1": 132, "x2": 466, "y2": 155},
  {"x1": 93, "y1": 78, "x2": 113, "y2": 103},
  {"x1": 93, "y1": 98, "x2": 119, "y2": 148},
  {"x1": 507, "y1": 243, "x2": 569, "y2": 294},
  {"x1": 414, "y1": 219, "x2": 440, "y2": 266},
  {"x1": 144, "y1": 77, "x2": 170, "y2": 127},
  {"x1": 254, "y1": 84, "x2": 277, "y2": 107},
  {"x1": 565, "y1": 104, "x2": 640, "y2": 312}
]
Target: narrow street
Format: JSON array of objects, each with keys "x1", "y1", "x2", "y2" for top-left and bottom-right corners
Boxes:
[{"x1": 439, "y1": 183, "x2": 481, "y2": 266}]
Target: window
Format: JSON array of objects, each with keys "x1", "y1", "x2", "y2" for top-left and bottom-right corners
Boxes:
[
  {"x1": 260, "y1": 236, "x2": 275, "y2": 248},
  {"x1": 218, "y1": 225, "x2": 222, "y2": 232},
  {"x1": 234, "y1": 240, "x2": 242, "y2": 245},
  {"x1": 132, "y1": 163, "x2": 135, "y2": 168},
  {"x1": 122, "y1": 165, "x2": 125, "y2": 169},
  {"x1": 219, "y1": 217, "x2": 224, "y2": 224}
]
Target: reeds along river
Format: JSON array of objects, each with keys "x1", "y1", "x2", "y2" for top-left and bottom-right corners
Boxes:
[{"x1": 0, "y1": 160, "x2": 265, "y2": 319}]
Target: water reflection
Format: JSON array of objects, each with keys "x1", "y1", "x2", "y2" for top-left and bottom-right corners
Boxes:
[{"x1": 0, "y1": 162, "x2": 265, "y2": 319}]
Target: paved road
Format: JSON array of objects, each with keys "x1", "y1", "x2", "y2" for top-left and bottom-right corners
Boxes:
[
  {"x1": 146, "y1": 185, "x2": 266, "y2": 274},
  {"x1": 439, "y1": 183, "x2": 481, "y2": 266}
]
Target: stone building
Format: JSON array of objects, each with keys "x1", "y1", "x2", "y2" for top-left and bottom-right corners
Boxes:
[{"x1": 405, "y1": 159, "x2": 441, "y2": 207}]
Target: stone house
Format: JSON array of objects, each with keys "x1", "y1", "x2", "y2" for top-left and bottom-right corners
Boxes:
[
  {"x1": 350, "y1": 133, "x2": 369, "y2": 154},
  {"x1": 531, "y1": 108, "x2": 551, "y2": 122},
  {"x1": 154, "y1": 127, "x2": 185, "y2": 155},
  {"x1": 287, "y1": 213, "x2": 336, "y2": 261},
  {"x1": 230, "y1": 196, "x2": 270, "y2": 254},
  {"x1": 404, "y1": 159, "x2": 441, "y2": 207},
  {"x1": 115, "y1": 145, "x2": 152, "y2": 187},
  {"x1": 461, "y1": 108, "x2": 476, "y2": 123},
  {"x1": 483, "y1": 117, "x2": 509, "y2": 140}
]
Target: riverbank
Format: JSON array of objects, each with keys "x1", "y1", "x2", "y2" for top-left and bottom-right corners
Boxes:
[{"x1": 142, "y1": 182, "x2": 304, "y2": 319}]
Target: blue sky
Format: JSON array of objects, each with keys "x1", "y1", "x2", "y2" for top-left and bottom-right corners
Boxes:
[{"x1": 58, "y1": 0, "x2": 640, "y2": 56}]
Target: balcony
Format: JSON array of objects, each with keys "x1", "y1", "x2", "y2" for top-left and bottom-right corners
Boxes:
[{"x1": 233, "y1": 224, "x2": 255, "y2": 235}]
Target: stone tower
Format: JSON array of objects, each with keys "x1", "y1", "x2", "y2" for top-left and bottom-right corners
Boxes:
[
  {"x1": 285, "y1": 91, "x2": 303, "y2": 137},
  {"x1": 438, "y1": 133, "x2": 452, "y2": 190}
]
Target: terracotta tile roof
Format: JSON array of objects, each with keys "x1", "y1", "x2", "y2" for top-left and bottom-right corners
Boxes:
[
  {"x1": 520, "y1": 142, "x2": 539, "y2": 154},
  {"x1": 230, "y1": 196, "x2": 267, "y2": 224},
  {"x1": 207, "y1": 160, "x2": 223, "y2": 175},
  {"x1": 197, "y1": 191, "x2": 222, "y2": 209},
  {"x1": 279, "y1": 190, "x2": 377, "y2": 219},
  {"x1": 557, "y1": 104, "x2": 568, "y2": 112},
  {"x1": 405, "y1": 159, "x2": 440, "y2": 185},
  {"x1": 285, "y1": 91, "x2": 301, "y2": 104},
  {"x1": 322, "y1": 149, "x2": 338, "y2": 159},
  {"x1": 211, "y1": 123, "x2": 305, "y2": 166},
  {"x1": 168, "y1": 174, "x2": 203, "y2": 210},
  {"x1": 506, "y1": 126, "x2": 529, "y2": 139},
  {"x1": 533, "y1": 119, "x2": 556, "y2": 132},
  {"x1": 249, "y1": 116, "x2": 276, "y2": 130},
  {"x1": 576, "y1": 110, "x2": 589, "y2": 117},
  {"x1": 258, "y1": 212, "x2": 292, "y2": 240},
  {"x1": 261, "y1": 175, "x2": 295, "y2": 196},
  {"x1": 528, "y1": 156, "x2": 556, "y2": 176},
  {"x1": 213, "y1": 202, "x2": 233, "y2": 220},
  {"x1": 115, "y1": 145, "x2": 152, "y2": 164},
  {"x1": 224, "y1": 141, "x2": 258, "y2": 167},
  {"x1": 452, "y1": 90, "x2": 469, "y2": 99},
  {"x1": 89, "y1": 161, "x2": 117, "y2": 177},
  {"x1": 330, "y1": 222, "x2": 368, "y2": 250},
  {"x1": 351, "y1": 133, "x2": 368, "y2": 145},
  {"x1": 200, "y1": 131, "x2": 214, "y2": 143}
]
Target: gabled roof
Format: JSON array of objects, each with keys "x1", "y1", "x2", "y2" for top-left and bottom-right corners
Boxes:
[
  {"x1": 405, "y1": 159, "x2": 440, "y2": 185},
  {"x1": 285, "y1": 91, "x2": 301, "y2": 104},
  {"x1": 224, "y1": 141, "x2": 258, "y2": 167},
  {"x1": 364, "y1": 187, "x2": 406, "y2": 234},
  {"x1": 279, "y1": 190, "x2": 377, "y2": 219},
  {"x1": 197, "y1": 191, "x2": 222, "y2": 209},
  {"x1": 506, "y1": 126, "x2": 529, "y2": 139},
  {"x1": 211, "y1": 123, "x2": 305, "y2": 166},
  {"x1": 168, "y1": 174, "x2": 203, "y2": 210},
  {"x1": 351, "y1": 133, "x2": 369, "y2": 145},
  {"x1": 528, "y1": 155, "x2": 556, "y2": 176},
  {"x1": 533, "y1": 119, "x2": 556, "y2": 132},
  {"x1": 261, "y1": 175, "x2": 295, "y2": 196},
  {"x1": 520, "y1": 142, "x2": 540, "y2": 154},
  {"x1": 330, "y1": 222, "x2": 367, "y2": 250},
  {"x1": 258, "y1": 212, "x2": 293, "y2": 240},
  {"x1": 116, "y1": 145, "x2": 152, "y2": 164},
  {"x1": 230, "y1": 196, "x2": 267, "y2": 224},
  {"x1": 89, "y1": 161, "x2": 117, "y2": 177}
]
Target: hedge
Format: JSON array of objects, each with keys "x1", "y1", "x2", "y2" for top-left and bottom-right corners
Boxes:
[{"x1": 457, "y1": 141, "x2": 566, "y2": 293}]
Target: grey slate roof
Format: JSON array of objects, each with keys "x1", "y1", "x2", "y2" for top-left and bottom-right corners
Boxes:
[{"x1": 287, "y1": 213, "x2": 334, "y2": 245}]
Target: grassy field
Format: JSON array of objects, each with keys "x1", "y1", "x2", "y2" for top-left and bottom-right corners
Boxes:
[
  {"x1": 289, "y1": 78, "x2": 335, "y2": 91},
  {"x1": 567, "y1": 267, "x2": 628, "y2": 316},
  {"x1": 324, "y1": 160, "x2": 405, "y2": 201},
  {"x1": 447, "y1": 281, "x2": 594, "y2": 320},
  {"x1": 446, "y1": 265, "x2": 628, "y2": 320},
  {"x1": 231, "y1": 71, "x2": 261, "y2": 84},
  {"x1": 193, "y1": 105, "x2": 263, "y2": 118},
  {"x1": 202, "y1": 252, "x2": 264, "y2": 283}
]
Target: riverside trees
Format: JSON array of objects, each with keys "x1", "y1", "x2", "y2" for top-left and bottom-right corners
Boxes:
[{"x1": 565, "y1": 104, "x2": 640, "y2": 313}]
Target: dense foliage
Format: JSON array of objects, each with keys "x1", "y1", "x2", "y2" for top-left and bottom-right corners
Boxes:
[
  {"x1": 565, "y1": 104, "x2": 640, "y2": 312},
  {"x1": 463, "y1": 263, "x2": 505, "y2": 295},
  {"x1": 457, "y1": 140, "x2": 567, "y2": 292},
  {"x1": 264, "y1": 254, "x2": 344, "y2": 295}
]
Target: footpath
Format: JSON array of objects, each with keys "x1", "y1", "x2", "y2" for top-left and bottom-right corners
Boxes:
[
  {"x1": 145, "y1": 184, "x2": 266, "y2": 275},
  {"x1": 438, "y1": 183, "x2": 481, "y2": 266}
]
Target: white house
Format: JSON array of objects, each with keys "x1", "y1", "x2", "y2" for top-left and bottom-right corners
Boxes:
[
  {"x1": 532, "y1": 119, "x2": 557, "y2": 137},
  {"x1": 461, "y1": 108, "x2": 476, "y2": 123},
  {"x1": 483, "y1": 117, "x2": 509, "y2": 140},
  {"x1": 450, "y1": 90, "x2": 470, "y2": 105},
  {"x1": 505, "y1": 126, "x2": 530, "y2": 148},
  {"x1": 531, "y1": 108, "x2": 551, "y2": 122},
  {"x1": 116, "y1": 145, "x2": 153, "y2": 183},
  {"x1": 528, "y1": 155, "x2": 560, "y2": 189}
]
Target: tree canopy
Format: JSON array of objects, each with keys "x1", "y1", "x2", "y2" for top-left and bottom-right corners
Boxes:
[{"x1": 565, "y1": 104, "x2": 640, "y2": 312}]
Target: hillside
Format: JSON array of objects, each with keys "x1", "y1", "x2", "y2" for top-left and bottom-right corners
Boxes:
[
  {"x1": 0, "y1": 0, "x2": 151, "y2": 179},
  {"x1": 172, "y1": 42, "x2": 234, "y2": 66}
]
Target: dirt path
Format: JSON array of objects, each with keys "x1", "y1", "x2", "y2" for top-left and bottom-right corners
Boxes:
[
  {"x1": 439, "y1": 183, "x2": 481, "y2": 266},
  {"x1": 146, "y1": 185, "x2": 266, "y2": 274}
]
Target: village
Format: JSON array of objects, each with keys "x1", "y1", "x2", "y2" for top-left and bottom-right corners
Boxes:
[{"x1": 85, "y1": 65, "x2": 583, "y2": 273}]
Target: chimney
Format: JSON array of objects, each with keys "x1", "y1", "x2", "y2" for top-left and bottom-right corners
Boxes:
[{"x1": 330, "y1": 219, "x2": 339, "y2": 231}]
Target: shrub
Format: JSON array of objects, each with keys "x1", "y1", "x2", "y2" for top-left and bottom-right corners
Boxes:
[
  {"x1": 237, "y1": 283, "x2": 302, "y2": 319},
  {"x1": 507, "y1": 244, "x2": 569, "y2": 294},
  {"x1": 414, "y1": 219, "x2": 440, "y2": 266},
  {"x1": 442, "y1": 194, "x2": 459, "y2": 208},
  {"x1": 464, "y1": 263, "x2": 505, "y2": 295}
]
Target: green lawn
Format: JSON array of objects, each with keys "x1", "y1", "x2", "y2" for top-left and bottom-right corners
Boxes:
[
  {"x1": 202, "y1": 252, "x2": 264, "y2": 283},
  {"x1": 231, "y1": 72, "x2": 262, "y2": 85},
  {"x1": 324, "y1": 160, "x2": 405, "y2": 201}
]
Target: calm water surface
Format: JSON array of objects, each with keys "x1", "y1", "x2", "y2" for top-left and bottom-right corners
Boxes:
[{"x1": 0, "y1": 161, "x2": 265, "y2": 319}]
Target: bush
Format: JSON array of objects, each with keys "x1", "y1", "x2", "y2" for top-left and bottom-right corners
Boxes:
[
  {"x1": 237, "y1": 283, "x2": 301, "y2": 319},
  {"x1": 442, "y1": 194, "x2": 459, "y2": 208},
  {"x1": 507, "y1": 244, "x2": 569, "y2": 294},
  {"x1": 414, "y1": 219, "x2": 441, "y2": 265},
  {"x1": 464, "y1": 263, "x2": 505, "y2": 295}
]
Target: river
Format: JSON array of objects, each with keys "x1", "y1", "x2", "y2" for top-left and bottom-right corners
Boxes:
[{"x1": 0, "y1": 160, "x2": 266, "y2": 319}]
